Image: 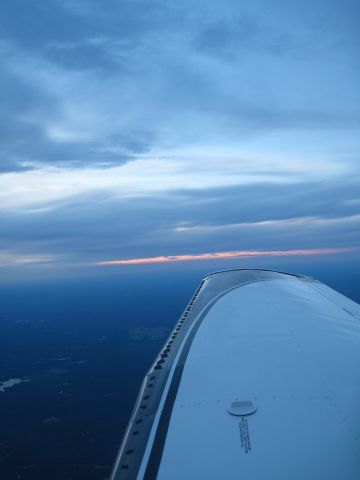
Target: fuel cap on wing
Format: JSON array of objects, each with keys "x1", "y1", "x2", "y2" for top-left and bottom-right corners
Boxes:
[{"x1": 228, "y1": 400, "x2": 257, "y2": 416}]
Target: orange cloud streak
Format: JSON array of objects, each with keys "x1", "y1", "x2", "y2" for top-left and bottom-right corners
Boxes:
[{"x1": 96, "y1": 248, "x2": 352, "y2": 266}]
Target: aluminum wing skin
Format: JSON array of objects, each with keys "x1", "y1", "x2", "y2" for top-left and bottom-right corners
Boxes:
[{"x1": 111, "y1": 269, "x2": 360, "y2": 480}]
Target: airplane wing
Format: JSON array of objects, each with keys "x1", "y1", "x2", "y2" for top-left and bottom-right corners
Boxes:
[{"x1": 111, "y1": 269, "x2": 360, "y2": 480}]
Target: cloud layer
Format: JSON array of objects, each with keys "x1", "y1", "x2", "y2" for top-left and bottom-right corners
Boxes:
[{"x1": 0, "y1": 0, "x2": 359, "y2": 277}]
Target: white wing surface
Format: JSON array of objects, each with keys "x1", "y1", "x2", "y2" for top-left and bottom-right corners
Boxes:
[{"x1": 111, "y1": 269, "x2": 360, "y2": 480}]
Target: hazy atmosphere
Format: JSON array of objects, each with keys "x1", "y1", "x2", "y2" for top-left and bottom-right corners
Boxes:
[
  {"x1": 1, "y1": 0, "x2": 359, "y2": 278},
  {"x1": 0, "y1": 1, "x2": 359, "y2": 479}
]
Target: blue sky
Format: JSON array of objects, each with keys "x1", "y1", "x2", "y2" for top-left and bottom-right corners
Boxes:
[{"x1": 0, "y1": 0, "x2": 359, "y2": 278}]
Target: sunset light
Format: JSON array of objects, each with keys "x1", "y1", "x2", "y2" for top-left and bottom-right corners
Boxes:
[{"x1": 97, "y1": 248, "x2": 351, "y2": 266}]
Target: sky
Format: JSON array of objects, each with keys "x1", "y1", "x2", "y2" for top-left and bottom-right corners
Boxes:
[{"x1": 0, "y1": 0, "x2": 359, "y2": 280}]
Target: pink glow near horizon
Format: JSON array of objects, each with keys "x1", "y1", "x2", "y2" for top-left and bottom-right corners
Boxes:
[{"x1": 96, "y1": 248, "x2": 352, "y2": 266}]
